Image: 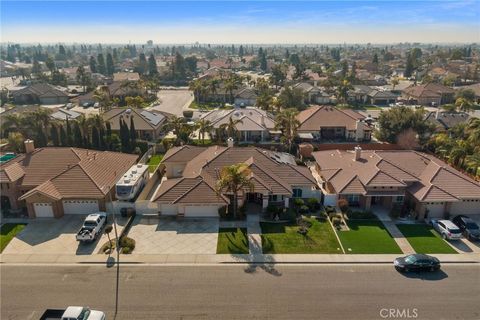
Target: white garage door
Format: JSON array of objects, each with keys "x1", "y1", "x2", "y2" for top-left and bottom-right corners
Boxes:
[
  {"x1": 184, "y1": 206, "x2": 218, "y2": 217},
  {"x1": 34, "y1": 203, "x2": 54, "y2": 218},
  {"x1": 63, "y1": 200, "x2": 99, "y2": 215},
  {"x1": 451, "y1": 201, "x2": 480, "y2": 215},
  {"x1": 426, "y1": 203, "x2": 445, "y2": 218},
  {"x1": 160, "y1": 204, "x2": 177, "y2": 216}
]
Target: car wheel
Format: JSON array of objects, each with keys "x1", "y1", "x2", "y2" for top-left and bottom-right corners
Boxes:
[{"x1": 442, "y1": 234, "x2": 447, "y2": 240}]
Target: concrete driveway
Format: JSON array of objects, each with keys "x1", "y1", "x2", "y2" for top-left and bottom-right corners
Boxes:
[
  {"x1": 150, "y1": 89, "x2": 194, "y2": 117},
  {"x1": 3, "y1": 215, "x2": 124, "y2": 255},
  {"x1": 128, "y1": 216, "x2": 219, "y2": 254}
]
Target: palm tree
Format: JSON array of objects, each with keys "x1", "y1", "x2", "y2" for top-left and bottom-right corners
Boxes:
[
  {"x1": 225, "y1": 76, "x2": 240, "y2": 103},
  {"x1": 464, "y1": 153, "x2": 480, "y2": 177},
  {"x1": 189, "y1": 79, "x2": 203, "y2": 104},
  {"x1": 196, "y1": 119, "x2": 213, "y2": 144},
  {"x1": 275, "y1": 108, "x2": 300, "y2": 153},
  {"x1": 220, "y1": 117, "x2": 243, "y2": 141},
  {"x1": 3, "y1": 113, "x2": 26, "y2": 136},
  {"x1": 166, "y1": 116, "x2": 188, "y2": 145},
  {"x1": 449, "y1": 140, "x2": 471, "y2": 168},
  {"x1": 255, "y1": 92, "x2": 273, "y2": 112},
  {"x1": 336, "y1": 79, "x2": 353, "y2": 104},
  {"x1": 466, "y1": 117, "x2": 480, "y2": 145},
  {"x1": 391, "y1": 77, "x2": 399, "y2": 91},
  {"x1": 455, "y1": 97, "x2": 473, "y2": 113},
  {"x1": 216, "y1": 163, "x2": 254, "y2": 219},
  {"x1": 207, "y1": 79, "x2": 218, "y2": 103},
  {"x1": 93, "y1": 85, "x2": 112, "y2": 112}
]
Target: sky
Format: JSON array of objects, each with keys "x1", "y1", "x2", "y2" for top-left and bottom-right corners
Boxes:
[{"x1": 1, "y1": 1, "x2": 479, "y2": 44}]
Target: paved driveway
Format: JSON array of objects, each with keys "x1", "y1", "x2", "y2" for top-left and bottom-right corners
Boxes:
[
  {"x1": 150, "y1": 89, "x2": 194, "y2": 117},
  {"x1": 3, "y1": 215, "x2": 124, "y2": 255},
  {"x1": 128, "y1": 217, "x2": 219, "y2": 254}
]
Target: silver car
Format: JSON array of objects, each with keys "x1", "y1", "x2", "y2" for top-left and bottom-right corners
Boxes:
[{"x1": 432, "y1": 219, "x2": 463, "y2": 240}]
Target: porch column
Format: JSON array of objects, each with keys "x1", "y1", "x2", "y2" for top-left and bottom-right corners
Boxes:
[
  {"x1": 260, "y1": 130, "x2": 264, "y2": 142},
  {"x1": 284, "y1": 197, "x2": 289, "y2": 208},
  {"x1": 364, "y1": 196, "x2": 372, "y2": 210},
  {"x1": 244, "y1": 131, "x2": 248, "y2": 142},
  {"x1": 262, "y1": 194, "x2": 269, "y2": 209}
]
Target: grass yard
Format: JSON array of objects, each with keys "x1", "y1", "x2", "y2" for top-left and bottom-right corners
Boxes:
[
  {"x1": 147, "y1": 154, "x2": 164, "y2": 173},
  {"x1": 338, "y1": 220, "x2": 402, "y2": 254},
  {"x1": 1, "y1": 223, "x2": 26, "y2": 252},
  {"x1": 217, "y1": 228, "x2": 249, "y2": 254},
  {"x1": 397, "y1": 224, "x2": 457, "y2": 254},
  {"x1": 261, "y1": 217, "x2": 342, "y2": 254}
]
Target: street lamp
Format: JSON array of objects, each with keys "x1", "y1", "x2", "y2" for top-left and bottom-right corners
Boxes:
[{"x1": 102, "y1": 185, "x2": 120, "y2": 318}]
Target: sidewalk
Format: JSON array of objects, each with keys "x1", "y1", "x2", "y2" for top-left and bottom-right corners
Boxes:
[
  {"x1": 373, "y1": 207, "x2": 416, "y2": 254},
  {"x1": 247, "y1": 214, "x2": 262, "y2": 255},
  {"x1": 2, "y1": 252, "x2": 479, "y2": 265}
]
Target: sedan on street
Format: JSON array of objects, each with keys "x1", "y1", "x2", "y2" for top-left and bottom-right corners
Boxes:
[{"x1": 394, "y1": 254, "x2": 441, "y2": 272}]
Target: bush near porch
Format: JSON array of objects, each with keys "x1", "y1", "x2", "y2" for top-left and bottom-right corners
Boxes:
[
  {"x1": 338, "y1": 220, "x2": 402, "y2": 254},
  {"x1": 217, "y1": 228, "x2": 249, "y2": 254},
  {"x1": 396, "y1": 224, "x2": 457, "y2": 254},
  {"x1": 260, "y1": 216, "x2": 342, "y2": 254},
  {"x1": 1, "y1": 223, "x2": 26, "y2": 253}
]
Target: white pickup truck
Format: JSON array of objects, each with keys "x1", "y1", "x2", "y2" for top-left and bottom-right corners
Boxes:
[
  {"x1": 76, "y1": 213, "x2": 107, "y2": 242},
  {"x1": 40, "y1": 306, "x2": 106, "y2": 320}
]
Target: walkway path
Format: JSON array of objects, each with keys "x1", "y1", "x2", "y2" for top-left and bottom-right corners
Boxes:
[
  {"x1": 373, "y1": 206, "x2": 415, "y2": 254},
  {"x1": 247, "y1": 214, "x2": 262, "y2": 255}
]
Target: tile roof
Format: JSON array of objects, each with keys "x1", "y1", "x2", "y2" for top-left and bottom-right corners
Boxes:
[
  {"x1": 154, "y1": 146, "x2": 317, "y2": 204},
  {"x1": 103, "y1": 108, "x2": 166, "y2": 131},
  {"x1": 403, "y1": 83, "x2": 455, "y2": 98},
  {"x1": 199, "y1": 107, "x2": 275, "y2": 131},
  {"x1": 12, "y1": 83, "x2": 68, "y2": 98},
  {"x1": 0, "y1": 147, "x2": 137, "y2": 200},
  {"x1": 313, "y1": 149, "x2": 480, "y2": 202},
  {"x1": 297, "y1": 106, "x2": 369, "y2": 131}
]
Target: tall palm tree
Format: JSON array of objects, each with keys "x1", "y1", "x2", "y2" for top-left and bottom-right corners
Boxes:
[
  {"x1": 464, "y1": 153, "x2": 480, "y2": 177},
  {"x1": 225, "y1": 76, "x2": 240, "y2": 103},
  {"x1": 196, "y1": 118, "x2": 213, "y2": 144},
  {"x1": 449, "y1": 140, "x2": 471, "y2": 168},
  {"x1": 93, "y1": 85, "x2": 112, "y2": 112},
  {"x1": 255, "y1": 92, "x2": 273, "y2": 112},
  {"x1": 166, "y1": 115, "x2": 188, "y2": 145},
  {"x1": 275, "y1": 108, "x2": 300, "y2": 153},
  {"x1": 466, "y1": 117, "x2": 480, "y2": 146},
  {"x1": 207, "y1": 79, "x2": 218, "y2": 103},
  {"x1": 220, "y1": 117, "x2": 243, "y2": 141},
  {"x1": 3, "y1": 113, "x2": 26, "y2": 136},
  {"x1": 455, "y1": 97, "x2": 473, "y2": 113},
  {"x1": 189, "y1": 79, "x2": 203, "y2": 104},
  {"x1": 336, "y1": 79, "x2": 353, "y2": 104},
  {"x1": 216, "y1": 163, "x2": 254, "y2": 219}
]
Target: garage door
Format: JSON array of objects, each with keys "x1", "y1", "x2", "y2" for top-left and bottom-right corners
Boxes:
[
  {"x1": 184, "y1": 206, "x2": 218, "y2": 217},
  {"x1": 63, "y1": 200, "x2": 99, "y2": 215},
  {"x1": 34, "y1": 203, "x2": 54, "y2": 218},
  {"x1": 160, "y1": 204, "x2": 177, "y2": 216},
  {"x1": 451, "y1": 201, "x2": 480, "y2": 215},
  {"x1": 426, "y1": 203, "x2": 445, "y2": 218}
]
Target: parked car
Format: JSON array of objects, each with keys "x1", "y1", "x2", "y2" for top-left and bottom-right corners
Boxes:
[
  {"x1": 93, "y1": 102, "x2": 100, "y2": 108},
  {"x1": 76, "y1": 212, "x2": 107, "y2": 242},
  {"x1": 394, "y1": 254, "x2": 440, "y2": 272},
  {"x1": 39, "y1": 306, "x2": 106, "y2": 320},
  {"x1": 82, "y1": 102, "x2": 93, "y2": 108},
  {"x1": 431, "y1": 219, "x2": 463, "y2": 240},
  {"x1": 65, "y1": 103, "x2": 74, "y2": 109},
  {"x1": 452, "y1": 215, "x2": 480, "y2": 241}
]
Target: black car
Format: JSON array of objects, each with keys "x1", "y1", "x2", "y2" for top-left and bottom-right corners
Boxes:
[
  {"x1": 394, "y1": 254, "x2": 440, "y2": 272},
  {"x1": 452, "y1": 215, "x2": 480, "y2": 241}
]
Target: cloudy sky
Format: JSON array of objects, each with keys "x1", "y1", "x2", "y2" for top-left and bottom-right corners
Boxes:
[{"x1": 1, "y1": 1, "x2": 479, "y2": 44}]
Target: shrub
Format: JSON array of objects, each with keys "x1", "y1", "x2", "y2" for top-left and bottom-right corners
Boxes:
[
  {"x1": 346, "y1": 210, "x2": 376, "y2": 220},
  {"x1": 337, "y1": 199, "x2": 349, "y2": 213},
  {"x1": 134, "y1": 140, "x2": 149, "y2": 154},
  {"x1": 293, "y1": 198, "x2": 305, "y2": 208},
  {"x1": 299, "y1": 205, "x2": 310, "y2": 214},
  {"x1": 332, "y1": 217, "x2": 342, "y2": 229},
  {"x1": 307, "y1": 198, "x2": 319, "y2": 211},
  {"x1": 281, "y1": 208, "x2": 297, "y2": 224},
  {"x1": 119, "y1": 236, "x2": 136, "y2": 254},
  {"x1": 182, "y1": 110, "x2": 193, "y2": 118},
  {"x1": 325, "y1": 205, "x2": 336, "y2": 214}
]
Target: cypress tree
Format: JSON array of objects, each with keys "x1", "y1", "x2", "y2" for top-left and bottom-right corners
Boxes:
[
  {"x1": 99, "y1": 127, "x2": 106, "y2": 150},
  {"x1": 129, "y1": 115, "x2": 137, "y2": 146},
  {"x1": 92, "y1": 126, "x2": 100, "y2": 149},
  {"x1": 66, "y1": 118, "x2": 73, "y2": 146},
  {"x1": 59, "y1": 125, "x2": 67, "y2": 146},
  {"x1": 106, "y1": 53, "x2": 114, "y2": 76},
  {"x1": 73, "y1": 123, "x2": 83, "y2": 147},
  {"x1": 50, "y1": 124, "x2": 59, "y2": 146},
  {"x1": 148, "y1": 54, "x2": 158, "y2": 75},
  {"x1": 37, "y1": 127, "x2": 47, "y2": 147},
  {"x1": 97, "y1": 53, "x2": 106, "y2": 75},
  {"x1": 89, "y1": 56, "x2": 97, "y2": 73}
]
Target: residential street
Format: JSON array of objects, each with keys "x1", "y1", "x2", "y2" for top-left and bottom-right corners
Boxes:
[{"x1": 1, "y1": 264, "x2": 479, "y2": 320}]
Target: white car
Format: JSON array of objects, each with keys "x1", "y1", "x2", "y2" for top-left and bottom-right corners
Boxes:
[
  {"x1": 431, "y1": 219, "x2": 463, "y2": 240},
  {"x1": 76, "y1": 213, "x2": 107, "y2": 242},
  {"x1": 61, "y1": 306, "x2": 105, "y2": 320}
]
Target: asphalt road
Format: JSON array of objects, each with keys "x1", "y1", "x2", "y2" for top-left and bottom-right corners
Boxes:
[
  {"x1": 1, "y1": 264, "x2": 479, "y2": 320},
  {"x1": 150, "y1": 89, "x2": 194, "y2": 117}
]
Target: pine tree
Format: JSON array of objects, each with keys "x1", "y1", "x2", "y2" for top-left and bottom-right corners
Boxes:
[
  {"x1": 106, "y1": 53, "x2": 114, "y2": 76},
  {"x1": 372, "y1": 53, "x2": 379, "y2": 64},
  {"x1": 89, "y1": 56, "x2": 97, "y2": 73},
  {"x1": 137, "y1": 53, "x2": 147, "y2": 75},
  {"x1": 50, "y1": 124, "x2": 59, "y2": 146},
  {"x1": 148, "y1": 54, "x2": 158, "y2": 75},
  {"x1": 97, "y1": 53, "x2": 106, "y2": 75},
  {"x1": 130, "y1": 115, "x2": 137, "y2": 146}
]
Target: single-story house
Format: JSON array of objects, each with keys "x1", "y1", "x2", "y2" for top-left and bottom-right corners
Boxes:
[
  {"x1": 78, "y1": 81, "x2": 147, "y2": 106},
  {"x1": 199, "y1": 107, "x2": 276, "y2": 142},
  {"x1": 292, "y1": 82, "x2": 332, "y2": 105},
  {"x1": 425, "y1": 110, "x2": 471, "y2": 132},
  {"x1": 234, "y1": 88, "x2": 258, "y2": 107},
  {"x1": 103, "y1": 108, "x2": 167, "y2": 141},
  {"x1": 113, "y1": 72, "x2": 140, "y2": 82},
  {"x1": 50, "y1": 108, "x2": 82, "y2": 121},
  {"x1": 0, "y1": 140, "x2": 138, "y2": 218},
  {"x1": 13, "y1": 83, "x2": 69, "y2": 105},
  {"x1": 153, "y1": 144, "x2": 320, "y2": 217},
  {"x1": 296, "y1": 106, "x2": 372, "y2": 142},
  {"x1": 402, "y1": 83, "x2": 455, "y2": 106},
  {"x1": 312, "y1": 147, "x2": 480, "y2": 220},
  {"x1": 367, "y1": 89, "x2": 397, "y2": 106}
]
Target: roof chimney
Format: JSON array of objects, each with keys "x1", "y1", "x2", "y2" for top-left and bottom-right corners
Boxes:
[
  {"x1": 24, "y1": 140, "x2": 35, "y2": 154},
  {"x1": 354, "y1": 146, "x2": 362, "y2": 161},
  {"x1": 227, "y1": 137, "x2": 234, "y2": 148}
]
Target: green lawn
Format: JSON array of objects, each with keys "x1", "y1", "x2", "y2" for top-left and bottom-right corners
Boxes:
[
  {"x1": 217, "y1": 228, "x2": 249, "y2": 254},
  {"x1": 260, "y1": 217, "x2": 342, "y2": 254},
  {"x1": 338, "y1": 220, "x2": 402, "y2": 254},
  {"x1": 397, "y1": 224, "x2": 457, "y2": 254},
  {"x1": 147, "y1": 154, "x2": 164, "y2": 173},
  {"x1": 1, "y1": 223, "x2": 26, "y2": 252}
]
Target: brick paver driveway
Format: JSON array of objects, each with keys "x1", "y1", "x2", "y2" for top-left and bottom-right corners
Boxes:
[
  {"x1": 128, "y1": 217, "x2": 219, "y2": 254},
  {"x1": 2, "y1": 215, "x2": 114, "y2": 255}
]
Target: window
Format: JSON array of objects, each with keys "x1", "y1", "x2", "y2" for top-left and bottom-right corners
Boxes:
[
  {"x1": 292, "y1": 188, "x2": 303, "y2": 198},
  {"x1": 346, "y1": 194, "x2": 360, "y2": 204},
  {"x1": 394, "y1": 196, "x2": 404, "y2": 203},
  {"x1": 268, "y1": 195, "x2": 278, "y2": 202}
]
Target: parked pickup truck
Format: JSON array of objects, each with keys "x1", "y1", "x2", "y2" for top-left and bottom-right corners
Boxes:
[
  {"x1": 39, "y1": 306, "x2": 106, "y2": 320},
  {"x1": 76, "y1": 212, "x2": 107, "y2": 242}
]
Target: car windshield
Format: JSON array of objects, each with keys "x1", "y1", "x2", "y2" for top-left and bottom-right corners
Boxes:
[
  {"x1": 405, "y1": 255, "x2": 417, "y2": 263},
  {"x1": 79, "y1": 308, "x2": 90, "y2": 320},
  {"x1": 466, "y1": 223, "x2": 479, "y2": 230},
  {"x1": 84, "y1": 221, "x2": 97, "y2": 227}
]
